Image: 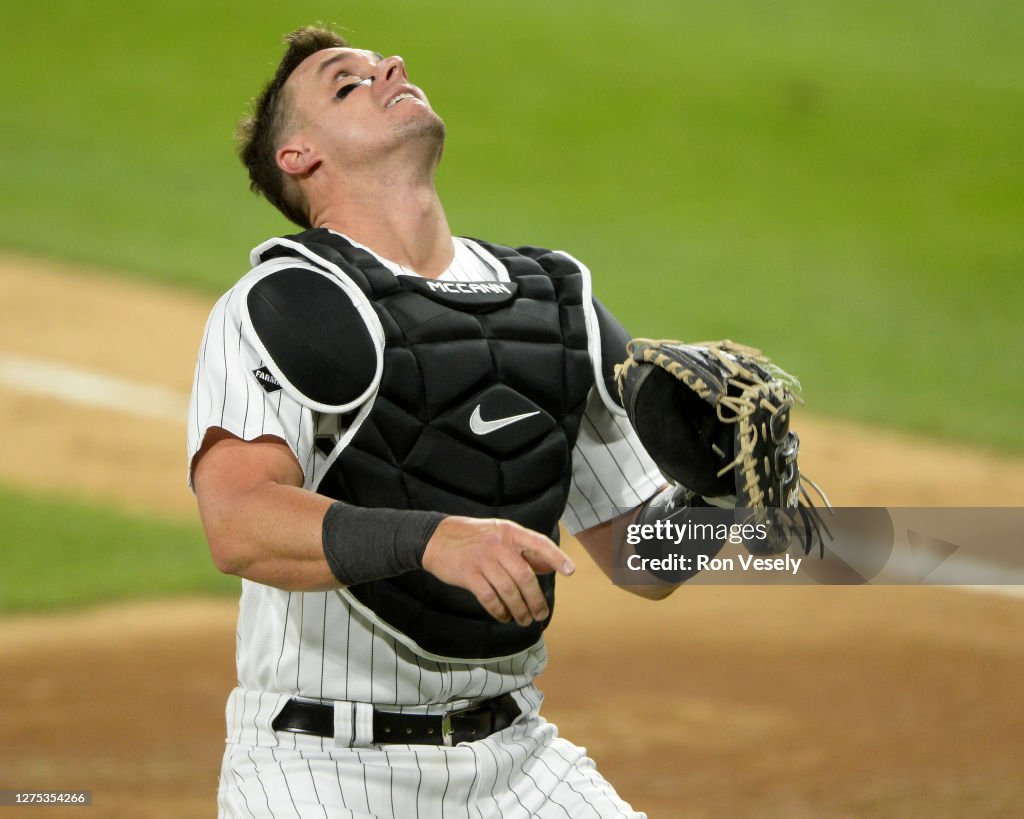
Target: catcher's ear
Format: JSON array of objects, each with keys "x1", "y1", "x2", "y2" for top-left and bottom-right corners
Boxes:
[
  {"x1": 276, "y1": 139, "x2": 322, "y2": 177},
  {"x1": 628, "y1": 367, "x2": 734, "y2": 497}
]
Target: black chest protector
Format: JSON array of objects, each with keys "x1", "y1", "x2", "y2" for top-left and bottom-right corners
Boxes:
[{"x1": 255, "y1": 229, "x2": 595, "y2": 660}]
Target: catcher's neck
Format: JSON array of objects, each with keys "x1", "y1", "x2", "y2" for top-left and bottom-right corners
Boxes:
[{"x1": 310, "y1": 151, "x2": 453, "y2": 279}]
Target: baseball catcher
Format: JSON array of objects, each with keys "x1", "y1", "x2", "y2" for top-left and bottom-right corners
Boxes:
[{"x1": 616, "y1": 338, "x2": 829, "y2": 557}]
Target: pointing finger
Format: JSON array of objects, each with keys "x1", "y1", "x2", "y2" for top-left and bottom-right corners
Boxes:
[{"x1": 520, "y1": 543, "x2": 575, "y2": 576}]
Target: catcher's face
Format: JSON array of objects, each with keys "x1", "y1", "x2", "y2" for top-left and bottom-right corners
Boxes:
[{"x1": 276, "y1": 47, "x2": 445, "y2": 178}]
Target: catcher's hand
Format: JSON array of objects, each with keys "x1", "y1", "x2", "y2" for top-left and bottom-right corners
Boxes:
[{"x1": 615, "y1": 338, "x2": 828, "y2": 555}]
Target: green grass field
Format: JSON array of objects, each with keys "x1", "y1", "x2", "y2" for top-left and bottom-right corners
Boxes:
[
  {"x1": 0, "y1": 485, "x2": 234, "y2": 612},
  {"x1": 1, "y1": 2, "x2": 1021, "y2": 610}
]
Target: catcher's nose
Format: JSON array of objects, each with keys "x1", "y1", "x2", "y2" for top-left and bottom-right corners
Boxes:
[{"x1": 376, "y1": 55, "x2": 409, "y2": 83}]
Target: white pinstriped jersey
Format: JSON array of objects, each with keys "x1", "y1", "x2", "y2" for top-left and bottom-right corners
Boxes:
[{"x1": 187, "y1": 234, "x2": 663, "y2": 727}]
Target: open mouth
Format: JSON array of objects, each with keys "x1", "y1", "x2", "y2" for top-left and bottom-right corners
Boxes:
[{"x1": 386, "y1": 92, "x2": 417, "y2": 109}]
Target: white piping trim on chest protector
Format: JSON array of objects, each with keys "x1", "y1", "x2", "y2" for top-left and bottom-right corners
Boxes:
[
  {"x1": 241, "y1": 239, "x2": 386, "y2": 415},
  {"x1": 553, "y1": 250, "x2": 627, "y2": 418},
  {"x1": 335, "y1": 588, "x2": 543, "y2": 664}
]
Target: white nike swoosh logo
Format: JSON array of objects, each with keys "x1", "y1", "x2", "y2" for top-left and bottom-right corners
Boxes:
[{"x1": 469, "y1": 405, "x2": 540, "y2": 436}]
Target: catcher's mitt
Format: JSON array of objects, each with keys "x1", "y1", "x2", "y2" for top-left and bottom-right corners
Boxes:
[{"x1": 615, "y1": 338, "x2": 828, "y2": 555}]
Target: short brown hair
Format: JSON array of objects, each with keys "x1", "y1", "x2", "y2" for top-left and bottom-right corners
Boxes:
[{"x1": 237, "y1": 26, "x2": 349, "y2": 227}]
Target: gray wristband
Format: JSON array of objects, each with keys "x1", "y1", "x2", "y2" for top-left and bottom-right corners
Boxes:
[{"x1": 322, "y1": 501, "x2": 446, "y2": 586}]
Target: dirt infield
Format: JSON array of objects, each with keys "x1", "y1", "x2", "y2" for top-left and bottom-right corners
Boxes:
[{"x1": 2, "y1": 253, "x2": 1023, "y2": 818}]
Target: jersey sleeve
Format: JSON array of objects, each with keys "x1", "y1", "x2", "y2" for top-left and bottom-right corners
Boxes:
[
  {"x1": 562, "y1": 386, "x2": 665, "y2": 534},
  {"x1": 186, "y1": 273, "x2": 319, "y2": 489}
]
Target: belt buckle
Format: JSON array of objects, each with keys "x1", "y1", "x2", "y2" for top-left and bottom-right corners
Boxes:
[{"x1": 440, "y1": 702, "x2": 484, "y2": 747}]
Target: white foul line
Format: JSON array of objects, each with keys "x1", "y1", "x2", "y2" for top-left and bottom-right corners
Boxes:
[{"x1": 0, "y1": 352, "x2": 187, "y2": 424}]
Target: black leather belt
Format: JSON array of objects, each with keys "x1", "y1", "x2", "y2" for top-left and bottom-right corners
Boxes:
[{"x1": 271, "y1": 693, "x2": 521, "y2": 747}]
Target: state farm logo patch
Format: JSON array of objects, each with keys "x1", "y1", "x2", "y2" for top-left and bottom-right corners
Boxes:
[{"x1": 252, "y1": 366, "x2": 282, "y2": 394}]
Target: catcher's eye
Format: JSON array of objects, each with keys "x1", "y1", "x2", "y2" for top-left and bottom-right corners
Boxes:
[
  {"x1": 335, "y1": 76, "x2": 373, "y2": 101},
  {"x1": 335, "y1": 82, "x2": 359, "y2": 101}
]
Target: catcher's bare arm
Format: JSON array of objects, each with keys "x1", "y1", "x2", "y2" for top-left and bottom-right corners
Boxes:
[{"x1": 193, "y1": 428, "x2": 574, "y2": 625}]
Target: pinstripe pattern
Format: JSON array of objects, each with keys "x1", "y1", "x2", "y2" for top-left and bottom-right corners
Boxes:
[
  {"x1": 218, "y1": 698, "x2": 645, "y2": 818},
  {"x1": 190, "y1": 234, "x2": 659, "y2": 818}
]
